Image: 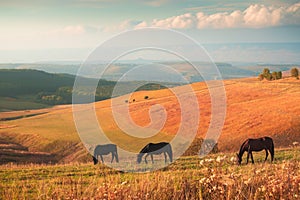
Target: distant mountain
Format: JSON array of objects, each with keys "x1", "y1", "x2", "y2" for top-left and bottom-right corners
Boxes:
[
  {"x1": 0, "y1": 63, "x2": 80, "y2": 75},
  {"x1": 0, "y1": 61, "x2": 257, "y2": 81}
]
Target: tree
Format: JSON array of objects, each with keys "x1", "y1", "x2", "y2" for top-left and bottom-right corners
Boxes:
[
  {"x1": 291, "y1": 68, "x2": 299, "y2": 79},
  {"x1": 259, "y1": 68, "x2": 282, "y2": 81},
  {"x1": 263, "y1": 68, "x2": 270, "y2": 74},
  {"x1": 277, "y1": 71, "x2": 282, "y2": 79},
  {"x1": 272, "y1": 71, "x2": 278, "y2": 80},
  {"x1": 265, "y1": 73, "x2": 272, "y2": 81},
  {"x1": 262, "y1": 68, "x2": 272, "y2": 80}
]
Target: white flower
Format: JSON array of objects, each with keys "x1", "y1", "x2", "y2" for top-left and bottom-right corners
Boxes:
[
  {"x1": 121, "y1": 181, "x2": 128, "y2": 185},
  {"x1": 292, "y1": 141, "x2": 299, "y2": 146},
  {"x1": 200, "y1": 160, "x2": 204, "y2": 165},
  {"x1": 230, "y1": 157, "x2": 237, "y2": 162}
]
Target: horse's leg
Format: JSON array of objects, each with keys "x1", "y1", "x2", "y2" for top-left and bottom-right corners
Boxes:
[
  {"x1": 250, "y1": 152, "x2": 254, "y2": 164},
  {"x1": 271, "y1": 150, "x2": 274, "y2": 162},
  {"x1": 111, "y1": 152, "x2": 114, "y2": 163},
  {"x1": 270, "y1": 145, "x2": 274, "y2": 162},
  {"x1": 151, "y1": 154, "x2": 154, "y2": 164},
  {"x1": 144, "y1": 154, "x2": 149, "y2": 164},
  {"x1": 264, "y1": 149, "x2": 269, "y2": 162},
  {"x1": 100, "y1": 155, "x2": 104, "y2": 163},
  {"x1": 115, "y1": 151, "x2": 119, "y2": 163},
  {"x1": 163, "y1": 152, "x2": 167, "y2": 163},
  {"x1": 246, "y1": 151, "x2": 250, "y2": 164}
]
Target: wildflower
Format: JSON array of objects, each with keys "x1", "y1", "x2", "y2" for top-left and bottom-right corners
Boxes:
[
  {"x1": 200, "y1": 160, "x2": 204, "y2": 165},
  {"x1": 292, "y1": 141, "x2": 299, "y2": 146},
  {"x1": 216, "y1": 155, "x2": 226, "y2": 163},
  {"x1": 121, "y1": 181, "x2": 128, "y2": 185},
  {"x1": 244, "y1": 178, "x2": 252, "y2": 185},
  {"x1": 205, "y1": 158, "x2": 214, "y2": 162},
  {"x1": 230, "y1": 157, "x2": 237, "y2": 163},
  {"x1": 199, "y1": 178, "x2": 206, "y2": 184}
]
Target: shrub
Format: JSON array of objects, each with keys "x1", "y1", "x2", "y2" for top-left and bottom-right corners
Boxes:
[
  {"x1": 264, "y1": 73, "x2": 272, "y2": 81},
  {"x1": 291, "y1": 68, "x2": 299, "y2": 79},
  {"x1": 272, "y1": 71, "x2": 278, "y2": 80},
  {"x1": 263, "y1": 68, "x2": 270, "y2": 75},
  {"x1": 277, "y1": 71, "x2": 282, "y2": 79},
  {"x1": 262, "y1": 68, "x2": 272, "y2": 81}
]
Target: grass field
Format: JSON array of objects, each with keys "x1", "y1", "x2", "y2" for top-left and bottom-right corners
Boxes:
[
  {"x1": 0, "y1": 77, "x2": 299, "y2": 199},
  {"x1": 0, "y1": 148, "x2": 299, "y2": 199},
  {"x1": 0, "y1": 77, "x2": 299, "y2": 164},
  {"x1": 0, "y1": 96, "x2": 49, "y2": 112}
]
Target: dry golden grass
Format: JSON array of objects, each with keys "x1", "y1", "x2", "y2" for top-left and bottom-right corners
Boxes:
[
  {"x1": 0, "y1": 148, "x2": 299, "y2": 200},
  {"x1": 0, "y1": 77, "x2": 299, "y2": 162}
]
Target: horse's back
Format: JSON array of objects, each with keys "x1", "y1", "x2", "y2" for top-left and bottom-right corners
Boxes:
[
  {"x1": 95, "y1": 144, "x2": 117, "y2": 155},
  {"x1": 247, "y1": 137, "x2": 273, "y2": 150},
  {"x1": 263, "y1": 136, "x2": 273, "y2": 142},
  {"x1": 147, "y1": 142, "x2": 171, "y2": 153}
]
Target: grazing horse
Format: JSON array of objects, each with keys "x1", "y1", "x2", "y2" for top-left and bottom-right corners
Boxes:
[
  {"x1": 137, "y1": 142, "x2": 173, "y2": 164},
  {"x1": 236, "y1": 137, "x2": 274, "y2": 164},
  {"x1": 92, "y1": 144, "x2": 119, "y2": 165}
]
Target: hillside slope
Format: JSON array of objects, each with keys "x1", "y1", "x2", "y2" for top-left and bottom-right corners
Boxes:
[{"x1": 0, "y1": 77, "x2": 299, "y2": 163}]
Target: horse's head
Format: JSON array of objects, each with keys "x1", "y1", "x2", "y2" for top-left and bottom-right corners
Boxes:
[
  {"x1": 137, "y1": 154, "x2": 143, "y2": 164},
  {"x1": 92, "y1": 156, "x2": 98, "y2": 165},
  {"x1": 236, "y1": 153, "x2": 242, "y2": 165}
]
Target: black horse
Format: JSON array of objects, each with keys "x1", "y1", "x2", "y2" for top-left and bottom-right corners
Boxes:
[
  {"x1": 236, "y1": 136, "x2": 274, "y2": 164},
  {"x1": 137, "y1": 142, "x2": 173, "y2": 164},
  {"x1": 92, "y1": 144, "x2": 119, "y2": 165}
]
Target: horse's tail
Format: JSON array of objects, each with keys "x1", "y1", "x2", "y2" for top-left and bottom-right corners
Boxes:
[{"x1": 167, "y1": 143, "x2": 173, "y2": 162}]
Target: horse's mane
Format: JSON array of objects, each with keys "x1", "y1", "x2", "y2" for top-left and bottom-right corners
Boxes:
[
  {"x1": 239, "y1": 139, "x2": 249, "y2": 154},
  {"x1": 139, "y1": 144, "x2": 150, "y2": 154}
]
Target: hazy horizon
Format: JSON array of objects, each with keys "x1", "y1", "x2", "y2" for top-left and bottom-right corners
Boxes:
[{"x1": 1, "y1": 42, "x2": 300, "y2": 64}]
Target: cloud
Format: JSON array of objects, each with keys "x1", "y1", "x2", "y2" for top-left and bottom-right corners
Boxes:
[
  {"x1": 151, "y1": 13, "x2": 195, "y2": 29},
  {"x1": 130, "y1": 3, "x2": 300, "y2": 29},
  {"x1": 61, "y1": 25, "x2": 86, "y2": 35},
  {"x1": 104, "y1": 20, "x2": 144, "y2": 32}
]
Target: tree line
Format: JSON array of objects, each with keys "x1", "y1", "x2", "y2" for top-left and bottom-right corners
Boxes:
[{"x1": 258, "y1": 67, "x2": 299, "y2": 81}]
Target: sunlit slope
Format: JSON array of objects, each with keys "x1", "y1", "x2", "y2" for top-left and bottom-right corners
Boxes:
[{"x1": 0, "y1": 77, "x2": 299, "y2": 163}]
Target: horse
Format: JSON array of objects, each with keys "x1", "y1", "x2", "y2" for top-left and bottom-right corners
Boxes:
[
  {"x1": 137, "y1": 142, "x2": 173, "y2": 164},
  {"x1": 236, "y1": 136, "x2": 274, "y2": 164},
  {"x1": 92, "y1": 144, "x2": 119, "y2": 165}
]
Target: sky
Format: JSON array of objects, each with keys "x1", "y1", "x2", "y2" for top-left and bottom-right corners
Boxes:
[{"x1": 0, "y1": 0, "x2": 299, "y2": 63}]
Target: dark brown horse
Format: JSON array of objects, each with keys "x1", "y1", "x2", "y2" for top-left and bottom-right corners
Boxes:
[
  {"x1": 236, "y1": 137, "x2": 274, "y2": 164},
  {"x1": 137, "y1": 142, "x2": 173, "y2": 164}
]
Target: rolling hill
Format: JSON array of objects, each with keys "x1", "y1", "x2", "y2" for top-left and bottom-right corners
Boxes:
[
  {"x1": 0, "y1": 69, "x2": 173, "y2": 111},
  {"x1": 0, "y1": 77, "x2": 299, "y2": 164}
]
